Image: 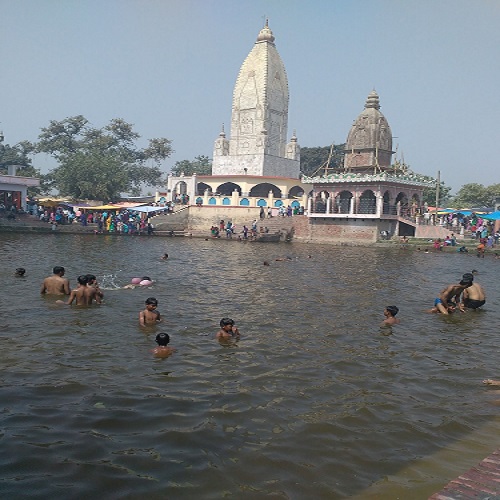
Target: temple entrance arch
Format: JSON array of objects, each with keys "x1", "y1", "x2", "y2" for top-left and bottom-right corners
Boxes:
[
  {"x1": 249, "y1": 183, "x2": 282, "y2": 198},
  {"x1": 217, "y1": 182, "x2": 241, "y2": 196},
  {"x1": 173, "y1": 181, "x2": 188, "y2": 203},
  {"x1": 335, "y1": 190, "x2": 353, "y2": 214},
  {"x1": 173, "y1": 181, "x2": 187, "y2": 195},
  {"x1": 314, "y1": 190, "x2": 329, "y2": 213},
  {"x1": 358, "y1": 189, "x2": 376, "y2": 214}
]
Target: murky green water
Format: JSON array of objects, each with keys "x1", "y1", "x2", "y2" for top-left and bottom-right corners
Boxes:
[{"x1": 1, "y1": 233, "x2": 499, "y2": 498}]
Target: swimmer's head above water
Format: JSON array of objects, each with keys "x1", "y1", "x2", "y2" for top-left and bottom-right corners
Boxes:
[
  {"x1": 385, "y1": 305, "x2": 399, "y2": 317},
  {"x1": 15, "y1": 267, "x2": 26, "y2": 276},
  {"x1": 156, "y1": 333, "x2": 170, "y2": 346},
  {"x1": 77, "y1": 275, "x2": 89, "y2": 286}
]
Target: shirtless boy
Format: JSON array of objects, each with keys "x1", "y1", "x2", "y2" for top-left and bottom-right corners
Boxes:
[
  {"x1": 59, "y1": 275, "x2": 96, "y2": 306},
  {"x1": 216, "y1": 318, "x2": 240, "y2": 339},
  {"x1": 139, "y1": 297, "x2": 161, "y2": 326},
  {"x1": 433, "y1": 278, "x2": 472, "y2": 314},
  {"x1": 40, "y1": 266, "x2": 70, "y2": 295},
  {"x1": 152, "y1": 333, "x2": 175, "y2": 357},
  {"x1": 382, "y1": 306, "x2": 400, "y2": 326},
  {"x1": 85, "y1": 274, "x2": 104, "y2": 303},
  {"x1": 462, "y1": 279, "x2": 486, "y2": 310}
]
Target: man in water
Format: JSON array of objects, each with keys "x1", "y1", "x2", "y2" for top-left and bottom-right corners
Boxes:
[
  {"x1": 40, "y1": 266, "x2": 70, "y2": 295},
  {"x1": 433, "y1": 278, "x2": 472, "y2": 314},
  {"x1": 461, "y1": 272, "x2": 486, "y2": 310}
]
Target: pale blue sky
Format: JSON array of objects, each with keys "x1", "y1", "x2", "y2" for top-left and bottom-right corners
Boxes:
[{"x1": 1, "y1": 0, "x2": 499, "y2": 193}]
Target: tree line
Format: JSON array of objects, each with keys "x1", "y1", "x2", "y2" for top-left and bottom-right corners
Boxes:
[{"x1": 1, "y1": 121, "x2": 498, "y2": 208}]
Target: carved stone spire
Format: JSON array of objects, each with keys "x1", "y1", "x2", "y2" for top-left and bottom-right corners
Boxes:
[
  {"x1": 343, "y1": 90, "x2": 394, "y2": 172},
  {"x1": 212, "y1": 22, "x2": 299, "y2": 178}
]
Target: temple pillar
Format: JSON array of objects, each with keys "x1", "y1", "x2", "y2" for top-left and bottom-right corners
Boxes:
[
  {"x1": 349, "y1": 197, "x2": 355, "y2": 215},
  {"x1": 231, "y1": 189, "x2": 239, "y2": 206},
  {"x1": 267, "y1": 190, "x2": 274, "y2": 209},
  {"x1": 376, "y1": 195, "x2": 383, "y2": 217},
  {"x1": 326, "y1": 196, "x2": 332, "y2": 214},
  {"x1": 307, "y1": 197, "x2": 313, "y2": 214}
]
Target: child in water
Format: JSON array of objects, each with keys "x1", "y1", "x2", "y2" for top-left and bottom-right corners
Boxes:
[
  {"x1": 139, "y1": 297, "x2": 161, "y2": 326},
  {"x1": 216, "y1": 318, "x2": 240, "y2": 339},
  {"x1": 152, "y1": 333, "x2": 175, "y2": 357},
  {"x1": 58, "y1": 275, "x2": 99, "y2": 306},
  {"x1": 381, "y1": 306, "x2": 400, "y2": 326},
  {"x1": 426, "y1": 301, "x2": 457, "y2": 314},
  {"x1": 15, "y1": 268, "x2": 26, "y2": 277}
]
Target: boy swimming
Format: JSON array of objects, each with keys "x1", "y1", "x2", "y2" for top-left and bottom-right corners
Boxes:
[
  {"x1": 432, "y1": 278, "x2": 472, "y2": 314},
  {"x1": 40, "y1": 266, "x2": 70, "y2": 295},
  {"x1": 381, "y1": 305, "x2": 400, "y2": 326},
  {"x1": 139, "y1": 297, "x2": 161, "y2": 326},
  {"x1": 15, "y1": 268, "x2": 26, "y2": 277},
  {"x1": 152, "y1": 333, "x2": 175, "y2": 357},
  {"x1": 216, "y1": 318, "x2": 240, "y2": 339},
  {"x1": 58, "y1": 275, "x2": 99, "y2": 306}
]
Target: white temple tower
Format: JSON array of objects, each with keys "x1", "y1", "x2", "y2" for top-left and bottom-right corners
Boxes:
[{"x1": 212, "y1": 21, "x2": 300, "y2": 178}]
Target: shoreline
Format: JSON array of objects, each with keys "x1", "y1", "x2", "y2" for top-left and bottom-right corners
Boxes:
[{"x1": 1, "y1": 218, "x2": 495, "y2": 252}]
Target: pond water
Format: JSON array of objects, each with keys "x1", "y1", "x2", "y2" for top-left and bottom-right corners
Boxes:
[{"x1": 1, "y1": 233, "x2": 499, "y2": 499}]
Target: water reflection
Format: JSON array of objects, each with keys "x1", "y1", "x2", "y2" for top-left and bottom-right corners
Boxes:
[{"x1": 0, "y1": 233, "x2": 499, "y2": 498}]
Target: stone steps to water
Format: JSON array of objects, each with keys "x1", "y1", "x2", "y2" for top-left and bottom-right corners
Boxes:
[{"x1": 414, "y1": 224, "x2": 459, "y2": 239}]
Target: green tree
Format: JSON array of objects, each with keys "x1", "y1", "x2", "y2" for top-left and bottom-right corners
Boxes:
[
  {"x1": 0, "y1": 140, "x2": 50, "y2": 196},
  {"x1": 451, "y1": 183, "x2": 491, "y2": 208},
  {"x1": 170, "y1": 155, "x2": 212, "y2": 176},
  {"x1": 34, "y1": 116, "x2": 172, "y2": 202},
  {"x1": 485, "y1": 184, "x2": 500, "y2": 206},
  {"x1": 300, "y1": 144, "x2": 345, "y2": 177},
  {"x1": 0, "y1": 140, "x2": 34, "y2": 172}
]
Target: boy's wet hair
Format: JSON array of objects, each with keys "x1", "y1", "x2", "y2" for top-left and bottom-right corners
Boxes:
[
  {"x1": 142, "y1": 276, "x2": 151, "y2": 281},
  {"x1": 156, "y1": 333, "x2": 170, "y2": 346},
  {"x1": 220, "y1": 317, "x2": 235, "y2": 328},
  {"x1": 77, "y1": 275, "x2": 89, "y2": 285},
  {"x1": 15, "y1": 267, "x2": 26, "y2": 275},
  {"x1": 386, "y1": 305, "x2": 399, "y2": 317},
  {"x1": 85, "y1": 274, "x2": 96, "y2": 283},
  {"x1": 145, "y1": 297, "x2": 158, "y2": 306},
  {"x1": 53, "y1": 266, "x2": 65, "y2": 275}
]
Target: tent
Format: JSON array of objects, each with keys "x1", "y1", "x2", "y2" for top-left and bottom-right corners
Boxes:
[
  {"x1": 481, "y1": 211, "x2": 500, "y2": 221},
  {"x1": 127, "y1": 205, "x2": 168, "y2": 214}
]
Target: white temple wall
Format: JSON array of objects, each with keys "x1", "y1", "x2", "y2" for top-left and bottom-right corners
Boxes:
[{"x1": 212, "y1": 155, "x2": 299, "y2": 178}]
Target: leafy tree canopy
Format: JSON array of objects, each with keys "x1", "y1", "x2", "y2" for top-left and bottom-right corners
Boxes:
[
  {"x1": 170, "y1": 155, "x2": 212, "y2": 176},
  {"x1": 300, "y1": 145, "x2": 345, "y2": 177},
  {"x1": 0, "y1": 140, "x2": 34, "y2": 172},
  {"x1": 0, "y1": 140, "x2": 51, "y2": 196},
  {"x1": 33, "y1": 116, "x2": 173, "y2": 202},
  {"x1": 451, "y1": 183, "x2": 500, "y2": 209}
]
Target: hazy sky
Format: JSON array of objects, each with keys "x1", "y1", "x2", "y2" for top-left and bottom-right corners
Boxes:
[{"x1": 1, "y1": 0, "x2": 499, "y2": 193}]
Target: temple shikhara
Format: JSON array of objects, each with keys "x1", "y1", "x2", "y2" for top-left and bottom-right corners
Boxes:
[{"x1": 165, "y1": 21, "x2": 308, "y2": 214}]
